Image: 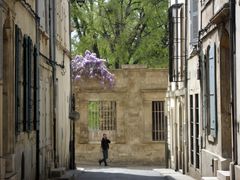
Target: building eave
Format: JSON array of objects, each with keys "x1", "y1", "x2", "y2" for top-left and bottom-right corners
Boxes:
[{"x1": 210, "y1": 3, "x2": 229, "y2": 25}]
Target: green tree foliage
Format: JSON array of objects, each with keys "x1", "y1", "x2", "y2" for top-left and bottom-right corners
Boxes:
[{"x1": 71, "y1": 0, "x2": 168, "y2": 69}]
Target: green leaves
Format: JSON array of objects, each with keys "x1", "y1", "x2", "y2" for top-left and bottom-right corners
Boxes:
[{"x1": 71, "y1": 0, "x2": 168, "y2": 69}]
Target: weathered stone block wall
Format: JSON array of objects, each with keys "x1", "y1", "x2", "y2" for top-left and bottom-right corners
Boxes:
[{"x1": 74, "y1": 66, "x2": 168, "y2": 166}]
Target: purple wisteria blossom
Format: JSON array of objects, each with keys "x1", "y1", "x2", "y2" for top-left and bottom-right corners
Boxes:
[{"x1": 71, "y1": 50, "x2": 115, "y2": 87}]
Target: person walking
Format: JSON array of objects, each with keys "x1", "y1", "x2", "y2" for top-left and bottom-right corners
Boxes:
[{"x1": 99, "y1": 133, "x2": 111, "y2": 166}]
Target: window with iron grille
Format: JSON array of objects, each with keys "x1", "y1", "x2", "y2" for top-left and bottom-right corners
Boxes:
[
  {"x1": 195, "y1": 94, "x2": 200, "y2": 168},
  {"x1": 190, "y1": 94, "x2": 200, "y2": 168},
  {"x1": 190, "y1": 95, "x2": 194, "y2": 165},
  {"x1": 152, "y1": 101, "x2": 165, "y2": 141},
  {"x1": 88, "y1": 101, "x2": 116, "y2": 130}
]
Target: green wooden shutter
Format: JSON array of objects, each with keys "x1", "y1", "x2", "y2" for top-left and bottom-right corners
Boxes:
[
  {"x1": 209, "y1": 43, "x2": 217, "y2": 138},
  {"x1": 23, "y1": 35, "x2": 29, "y2": 131},
  {"x1": 33, "y1": 45, "x2": 39, "y2": 130},
  {"x1": 28, "y1": 37, "x2": 33, "y2": 131},
  {"x1": 15, "y1": 25, "x2": 20, "y2": 134}
]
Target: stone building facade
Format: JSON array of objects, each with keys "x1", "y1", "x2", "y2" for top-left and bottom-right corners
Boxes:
[
  {"x1": 199, "y1": 1, "x2": 232, "y2": 178},
  {"x1": 167, "y1": 0, "x2": 202, "y2": 179},
  {"x1": 166, "y1": 0, "x2": 189, "y2": 176},
  {"x1": 74, "y1": 66, "x2": 168, "y2": 166},
  {"x1": 168, "y1": 0, "x2": 240, "y2": 180},
  {"x1": 0, "y1": 0, "x2": 71, "y2": 179}
]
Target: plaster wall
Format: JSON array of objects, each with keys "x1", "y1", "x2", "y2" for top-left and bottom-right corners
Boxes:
[{"x1": 55, "y1": 48, "x2": 71, "y2": 168}]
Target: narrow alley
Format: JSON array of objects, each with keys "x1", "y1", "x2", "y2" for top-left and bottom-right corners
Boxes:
[{"x1": 1, "y1": 0, "x2": 240, "y2": 180}]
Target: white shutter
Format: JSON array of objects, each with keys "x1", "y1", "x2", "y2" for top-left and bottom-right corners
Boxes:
[{"x1": 209, "y1": 43, "x2": 217, "y2": 138}]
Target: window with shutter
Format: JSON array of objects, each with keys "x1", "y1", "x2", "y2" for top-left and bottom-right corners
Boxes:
[
  {"x1": 15, "y1": 25, "x2": 21, "y2": 134},
  {"x1": 23, "y1": 35, "x2": 29, "y2": 131},
  {"x1": 190, "y1": 0, "x2": 198, "y2": 45},
  {"x1": 28, "y1": 37, "x2": 34, "y2": 131},
  {"x1": 200, "y1": 50, "x2": 207, "y2": 130},
  {"x1": 33, "y1": 45, "x2": 39, "y2": 131},
  {"x1": 208, "y1": 43, "x2": 217, "y2": 138}
]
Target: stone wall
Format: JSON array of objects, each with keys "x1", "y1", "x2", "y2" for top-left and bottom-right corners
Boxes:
[{"x1": 74, "y1": 66, "x2": 168, "y2": 166}]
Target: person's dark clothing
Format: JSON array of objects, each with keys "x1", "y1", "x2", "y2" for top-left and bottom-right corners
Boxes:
[
  {"x1": 99, "y1": 138, "x2": 111, "y2": 166},
  {"x1": 101, "y1": 138, "x2": 111, "y2": 150}
]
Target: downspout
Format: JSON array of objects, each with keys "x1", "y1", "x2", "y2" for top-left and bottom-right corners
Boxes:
[
  {"x1": 50, "y1": 0, "x2": 57, "y2": 168},
  {"x1": 230, "y1": 0, "x2": 237, "y2": 177},
  {"x1": 176, "y1": 5, "x2": 179, "y2": 83},
  {"x1": 0, "y1": 2, "x2": 3, "y2": 178},
  {"x1": 53, "y1": 0, "x2": 57, "y2": 168},
  {"x1": 35, "y1": 0, "x2": 40, "y2": 179},
  {"x1": 68, "y1": 0, "x2": 75, "y2": 169},
  {"x1": 184, "y1": 0, "x2": 189, "y2": 174},
  {"x1": 175, "y1": 5, "x2": 179, "y2": 172}
]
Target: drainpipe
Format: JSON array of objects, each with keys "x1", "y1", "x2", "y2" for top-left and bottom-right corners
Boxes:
[
  {"x1": 35, "y1": 0, "x2": 40, "y2": 179},
  {"x1": 49, "y1": 0, "x2": 57, "y2": 168},
  {"x1": 183, "y1": 0, "x2": 188, "y2": 174},
  {"x1": 69, "y1": 0, "x2": 73, "y2": 169},
  {"x1": 229, "y1": 0, "x2": 237, "y2": 179},
  {"x1": 53, "y1": 0, "x2": 57, "y2": 168},
  {"x1": 68, "y1": 1, "x2": 76, "y2": 170}
]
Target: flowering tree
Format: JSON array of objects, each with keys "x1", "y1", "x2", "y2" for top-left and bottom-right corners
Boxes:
[{"x1": 71, "y1": 50, "x2": 115, "y2": 87}]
